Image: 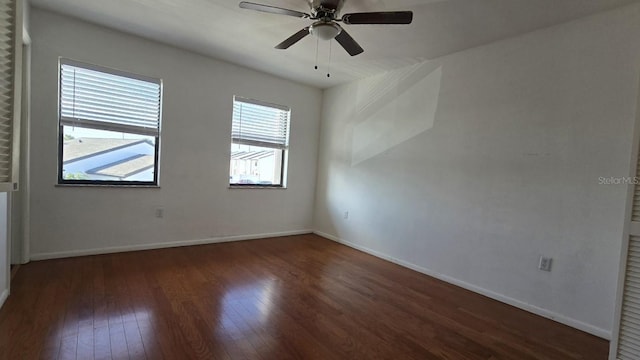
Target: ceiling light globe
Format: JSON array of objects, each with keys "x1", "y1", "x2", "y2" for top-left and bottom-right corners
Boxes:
[{"x1": 310, "y1": 22, "x2": 341, "y2": 41}]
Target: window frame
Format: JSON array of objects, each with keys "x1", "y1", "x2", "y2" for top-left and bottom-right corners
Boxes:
[
  {"x1": 57, "y1": 58, "x2": 163, "y2": 187},
  {"x1": 229, "y1": 96, "x2": 290, "y2": 189}
]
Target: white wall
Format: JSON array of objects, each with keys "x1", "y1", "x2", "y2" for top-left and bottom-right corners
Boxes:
[
  {"x1": 29, "y1": 9, "x2": 322, "y2": 258},
  {"x1": 315, "y1": 3, "x2": 640, "y2": 337}
]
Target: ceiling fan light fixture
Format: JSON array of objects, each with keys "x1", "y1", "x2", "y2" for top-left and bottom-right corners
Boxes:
[{"x1": 310, "y1": 22, "x2": 341, "y2": 40}]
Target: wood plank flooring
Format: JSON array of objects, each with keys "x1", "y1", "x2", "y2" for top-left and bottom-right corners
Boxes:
[{"x1": 0, "y1": 234, "x2": 608, "y2": 359}]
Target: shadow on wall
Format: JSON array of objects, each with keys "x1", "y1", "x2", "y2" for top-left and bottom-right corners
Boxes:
[{"x1": 351, "y1": 61, "x2": 442, "y2": 166}]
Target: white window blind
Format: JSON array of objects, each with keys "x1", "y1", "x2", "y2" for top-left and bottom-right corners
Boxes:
[
  {"x1": 232, "y1": 96, "x2": 290, "y2": 149},
  {"x1": 0, "y1": 0, "x2": 18, "y2": 187},
  {"x1": 59, "y1": 59, "x2": 162, "y2": 137}
]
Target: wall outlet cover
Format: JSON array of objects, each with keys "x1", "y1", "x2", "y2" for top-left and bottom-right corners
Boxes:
[{"x1": 538, "y1": 256, "x2": 552, "y2": 272}]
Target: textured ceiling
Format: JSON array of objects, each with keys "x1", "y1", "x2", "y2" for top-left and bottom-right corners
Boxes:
[{"x1": 29, "y1": 0, "x2": 640, "y2": 88}]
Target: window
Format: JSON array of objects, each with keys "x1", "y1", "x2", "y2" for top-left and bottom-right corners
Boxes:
[
  {"x1": 230, "y1": 97, "x2": 290, "y2": 187},
  {"x1": 58, "y1": 59, "x2": 162, "y2": 186}
]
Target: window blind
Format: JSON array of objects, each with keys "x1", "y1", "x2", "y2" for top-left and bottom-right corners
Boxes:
[
  {"x1": 232, "y1": 96, "x2": 290, "y2": 149},
  {"x1": 0, "y1": 0, "x2": 16, "y2": 184},
  {"x1": 59, "y1": 59, "x2": 162, "y2": 137}
]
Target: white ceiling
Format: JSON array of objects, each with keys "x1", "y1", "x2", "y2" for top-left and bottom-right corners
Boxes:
[{"x1": 29, "y1": 0, "x2": 640, "y2": 88}]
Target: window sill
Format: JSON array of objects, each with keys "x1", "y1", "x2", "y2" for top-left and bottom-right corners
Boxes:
[
  {"x1": 55, "y1": 184, "x2": 161, "y2": 189},
  {"x1": 228, "y1": 185, "x2": 286, "y2": 190}
]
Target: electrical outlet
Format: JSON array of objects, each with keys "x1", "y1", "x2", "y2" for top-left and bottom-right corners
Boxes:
[
  {"x1": 343, "y1": 211, "x2": 349, "y2": 220},
  {"x1": 155, "y1": 208, "x2": 164, "y2": 218},
  {"x1": 538, "y1": 256, "x2": 552, "y2": 272}
]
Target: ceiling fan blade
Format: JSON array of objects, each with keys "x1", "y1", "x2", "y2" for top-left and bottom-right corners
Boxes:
[
  {"x1": 341, "y1": 11, "x2": 413, "y2": 25},
  {"x1": 275, "y1": 27, "x2": 311, "y2": 49},
  {"x1": 334, "y1": 28, "x2": 364, "y2": 56},
  {"x1": 239, "y1": 1, "x2": 310, "y2": 18}
]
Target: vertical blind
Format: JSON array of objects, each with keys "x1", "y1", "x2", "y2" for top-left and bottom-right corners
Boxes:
[
  {"x1": 0, "y1": 0, "x2": 16, "y2": 183},
  {"x1": 232, "y1": 96, "x2": 290, "y2": 149},
  {"x1": 59, "y1": 59, "x2": 162, "y2": 137}
]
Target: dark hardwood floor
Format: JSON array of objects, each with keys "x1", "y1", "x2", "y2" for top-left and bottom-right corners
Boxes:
[{"x1": 0, "y1": 234, "x2": 608, "y2": 359}]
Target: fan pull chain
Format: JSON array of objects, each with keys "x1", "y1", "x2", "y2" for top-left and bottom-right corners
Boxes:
[
  {"x1": 314, "y1": 36, "x2": 319, "y2": 70},
  {"x1": 327, "y1": 40, "x2": 332, "y2": 78}
]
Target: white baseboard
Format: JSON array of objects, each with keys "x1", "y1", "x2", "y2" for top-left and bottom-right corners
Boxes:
[
  {"x1": 314, "y1": 230, "x2": 612, "y2": 340},
  {"x1": 30, "y1": 230, "x2": 313, "y2": 261},
  {"x1": 0, "y1": 288, "x2": 8, "y2": 310}
]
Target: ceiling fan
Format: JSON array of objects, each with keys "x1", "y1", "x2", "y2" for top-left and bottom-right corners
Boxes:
[{"x1": 239, "y1": 0, "x2": 413, "y2": 56}]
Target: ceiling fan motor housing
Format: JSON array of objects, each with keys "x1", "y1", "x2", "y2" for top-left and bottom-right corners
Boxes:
[{"x1": 309, "y1": 0, "x2": 344, "y2": 16}]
